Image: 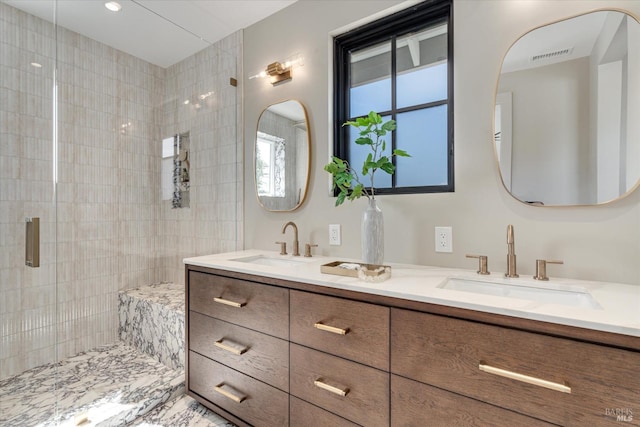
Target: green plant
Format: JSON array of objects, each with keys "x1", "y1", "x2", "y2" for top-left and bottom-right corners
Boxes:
[{"x1": 324, "y1": 111, "x2": 410, "y2": 206}]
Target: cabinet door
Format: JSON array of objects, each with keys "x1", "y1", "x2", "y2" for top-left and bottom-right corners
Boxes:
[
  {"x1": 391, "y1": 374, "x2": 555, "y2": 426},
  {"x1": 189, "y1": 312, "x2": 289, "y2": 392},
  {"x1": 189, "y1": 351, "x2": 289, "y2": 427},
  {"x1": 290, "y1": 344, "x2": 389, "y2": 427},
  {"x1": 391, "y1": 308, "x2": 640, "y2": 426},
  {"x1": 189, "y1": 271, "x2": 289, "y2": 339},
  {"x1": 290, "y1": 290, "x2": 389, "y2": 370}
]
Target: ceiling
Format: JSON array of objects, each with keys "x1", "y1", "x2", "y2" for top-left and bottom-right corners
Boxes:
[{"x1": 2, "y1": 0, "x2": 296, "y2": 68}]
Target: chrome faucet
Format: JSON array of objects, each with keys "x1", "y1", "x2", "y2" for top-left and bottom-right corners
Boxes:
[
  {"x1": 282, "y1": 221, "x2": 300, "y2": 256},
  {"x1": 505, "y1": 224, "x2": 519, "y2": 278}
]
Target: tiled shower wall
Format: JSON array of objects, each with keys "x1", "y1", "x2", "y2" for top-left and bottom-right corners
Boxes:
[
  {"x1": 53, "y1": 21, "x2": 164, "y2": 366},
  {"x1": 0, "y1": 2, "x2": 242, "y2": 380},
  {"x1": 158, "y1": 34, "x2": 243, "y2": 284}
]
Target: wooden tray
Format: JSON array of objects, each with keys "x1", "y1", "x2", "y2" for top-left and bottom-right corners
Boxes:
[{"x1": 320, "y1": 261, "x2": 391, "y2": 278}]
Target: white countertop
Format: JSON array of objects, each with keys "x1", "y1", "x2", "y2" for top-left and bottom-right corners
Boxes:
[{"x1": 184, "y1": 249, "x2": 640, "y2": 338}]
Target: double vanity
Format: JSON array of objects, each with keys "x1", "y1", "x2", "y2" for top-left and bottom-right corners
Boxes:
[{"x1": 184, "y1": 250, "x2": 639, "y2": 426}]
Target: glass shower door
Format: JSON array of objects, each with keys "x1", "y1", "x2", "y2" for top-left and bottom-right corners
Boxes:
[
  {"x1": 0, "y1": 0, "x2": 60, "y2": 421},
  {"x1": 2, "y1": 0, "x2": 242, "y2": 423}
]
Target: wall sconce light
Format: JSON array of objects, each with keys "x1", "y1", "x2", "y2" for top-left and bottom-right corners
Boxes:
[{"x1": 249, "y1": 53, "x2": 303, "y2": 86}]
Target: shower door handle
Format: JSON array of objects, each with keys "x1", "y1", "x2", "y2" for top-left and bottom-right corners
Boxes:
[{"x1": 25, "y1": 217, "x2": 40, "y2": 268}]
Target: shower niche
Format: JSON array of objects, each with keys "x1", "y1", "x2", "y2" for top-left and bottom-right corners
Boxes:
[{"x1": 163, "y1": 132, "x2": 191, "y2": 208}]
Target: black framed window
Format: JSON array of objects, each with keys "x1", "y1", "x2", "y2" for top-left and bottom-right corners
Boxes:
[{"x1": 333, "y1": 0, "x2": 454, "y2": 195}]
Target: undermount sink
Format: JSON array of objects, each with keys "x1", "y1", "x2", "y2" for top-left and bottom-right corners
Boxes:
[
  {"x1": 230, "y1": 254, "x2": 312, "y2": 267},
  {"x1": 439, "y1": 277, "x2": 602, "y2": 309}
]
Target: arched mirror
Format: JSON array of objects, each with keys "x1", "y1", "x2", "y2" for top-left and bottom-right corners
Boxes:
[
  {"x1": 255, "y1": 100, "x2": 310, "y2": 211},
  {"x1": 495, "y1": 10, "x2": 640, "y2": 206}
]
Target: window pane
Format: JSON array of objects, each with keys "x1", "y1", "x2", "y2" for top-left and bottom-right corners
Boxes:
[
  {"x1": 350, "y1": 41, "x2": 391, "y2": 117},
  {"x1": 397, "y1": 63, "x2": 447, "y2": 108},
  {"x1": 396, "y1": 24, "x2": 448, "y2": 108},
  {"x1": 348, "y1": 116, "x2": 392, "y2": 189},
  {"x1": 396, "y1": 106, "x2": 448, "y2": 186},
  {"x1": 350, "y1": 78, "x2": 391, "y2": 118}
]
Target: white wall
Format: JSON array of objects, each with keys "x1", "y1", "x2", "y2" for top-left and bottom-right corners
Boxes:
[{"x1": 243, "y1": 0, "x2": 640, "y2": 285}]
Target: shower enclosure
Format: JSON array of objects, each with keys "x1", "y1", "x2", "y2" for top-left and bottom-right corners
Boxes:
[{"x1": 0, "y1": 0, "x2": 241, "y2": 423}]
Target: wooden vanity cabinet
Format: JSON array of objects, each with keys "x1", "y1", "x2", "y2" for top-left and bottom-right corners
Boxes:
[
  {"x1": 289, "y1": 396, "x2": 359, "y2": 427},
  {"x1": 189, "y1": 271, "x2": 289, "y2": 339},
  {"x1": 391, "y1": 374, "x2": 556, "y2": 426},
  {"x1": 391, "y1": 308, "x2": 640, "y2": 426},
  {"x1": 289, "y1": 291, "x2": 390, "y2": 425},
  {"x1": 189, "y1": 351, "x2": 289, "y2": 426},
  {"x1": 290, "y1": 343, "x2": 389, "y2": 427},
  {"x1": 290, "y1": 290, "x2": 389, "y2": 370},
  {"x1": 187, "y1": 269, "x2": 290, "y2": 427},
  {"x1": 186, "y1": 265, "x2": 640, "y2": 427},
  {"x1": 189, "y1": 312, "x2": 289, "y2": 392}
]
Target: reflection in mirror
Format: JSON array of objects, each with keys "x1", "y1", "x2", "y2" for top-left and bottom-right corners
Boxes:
[
  {"x1": 495, "y1": 10, "x2": 640, "y2": 206},
  {"x1": 255, "y1": 100, "x2": 310, "y2": 211}
]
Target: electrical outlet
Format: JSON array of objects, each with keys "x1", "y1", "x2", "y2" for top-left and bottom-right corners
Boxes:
[
  {"x1": 435, "y1": 226, "x2": 452, "y2": 253},
  {"x1": 329, "y1": 224, "x2": 341, "y2": 246}
]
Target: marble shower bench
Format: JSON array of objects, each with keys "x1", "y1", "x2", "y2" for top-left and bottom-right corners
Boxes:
[{"x1": 118, "y1": 282, "x2": 185, "y2": 370}]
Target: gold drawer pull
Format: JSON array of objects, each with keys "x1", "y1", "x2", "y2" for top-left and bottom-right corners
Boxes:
[
  {"x1": 214, "y1": 339, "x2": 248, "y2": 355},
  {"x1": 479, "y1": 363, "x2": 571, "y2": 394},
  {"x1": 214, "y1": 383, "x2": 247, "y2": 403},
  {"x1": 314, "y1": 322, "x2": 349, "y2": 335},
  {"x1": 213, "y1": 297, "x2": 246, "y2": 308},
  {"x1": 314, "y1": 378, "x2": 349, "y2": 397}
]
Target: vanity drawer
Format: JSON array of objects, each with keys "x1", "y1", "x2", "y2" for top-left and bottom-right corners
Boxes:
[
  {"x1": 290, "y1": 396, "x2": 359, "y2": 427},
  {"x1": 189, "y1": 311, "x2": 289, "y2": 392},
  {"x1": 391, "y1": 374, "x2": 555, "y2": 426},
  {"x1": 290, "y1": 290, "x2": 389, "y2": 370},
  {"x1": 290, "y1": 343, "x2": 389, "y2": 427},
  {"x1": 188, "y1": 351, "x2": 288, "y2": 427},
  {"x1": 189, "y1": 271, "x2": 289, "y2": 339},
  {"x1": 391, "y1": 308, "x2": 640, "y2": 426}
]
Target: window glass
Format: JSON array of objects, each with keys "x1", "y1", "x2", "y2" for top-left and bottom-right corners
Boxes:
[
  {"x1": 395, "y1": 107, "x2": 449, "y2": 187},
  {"x1": 396, "y1": 24, "x2": 448, "y2": 108},
  {"x1": 349, "y1": 40, "x2": 391, "y2": 117},
  {"x1": 397, "y1": 62, "x2": 447, "y2": 108},
  {"x1": 334, "y1": 0, "x2": 453, "y2": 195}
]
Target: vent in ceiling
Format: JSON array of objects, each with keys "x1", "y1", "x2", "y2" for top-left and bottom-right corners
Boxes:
[{"x1": 530, "y1": 47, "x2": 573, "y2": 62}]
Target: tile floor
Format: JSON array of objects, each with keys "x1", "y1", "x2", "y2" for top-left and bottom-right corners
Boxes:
[
  {"x1": 0, "y1": 342, "x2": 234, "y2": 426},
  {"x1": 133, "y1": 395, "x2": 235, "y2": 427}
]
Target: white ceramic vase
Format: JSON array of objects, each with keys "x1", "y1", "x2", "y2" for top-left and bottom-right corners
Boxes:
[{"x1": 361, "y1": 198, "x2": 384, "y2": 265}]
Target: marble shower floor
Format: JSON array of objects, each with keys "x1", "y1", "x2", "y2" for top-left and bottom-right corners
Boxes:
[
  {"x1": 0, "y1": 342, "x2": 233, "y2": 427},
  {"x1": 132, "y1": 395, "x2": 235, "y2": 427}
]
